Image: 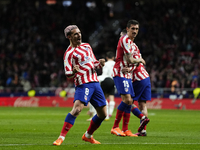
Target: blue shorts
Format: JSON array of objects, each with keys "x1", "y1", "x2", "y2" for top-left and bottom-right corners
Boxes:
[
  {"x1": 113, "y1": 76, "x2": 135, "y2": 98},
  {"x1": 132, "y1": 77, "x2": 151, "y2": 101},
  {"x1": 74, "y1": 82, "x2": 106, "y2": 108}
]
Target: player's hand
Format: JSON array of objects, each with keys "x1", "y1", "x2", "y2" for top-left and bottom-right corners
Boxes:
[
  {"x1": 122, "y1": 67, "x2": 130, "y2": 74},
  {"x1": 99, "y1": 59, "x2": 105, "y2": 67},
  {"x1": 73, "y1": 65, "x2": 79, "y2": 74},
  {"x1": 140, "y1": 58, "x2": 146, "y2": 65},
  {"x1": 135, "y1": 58, "x2": 146, "y2": 65}
]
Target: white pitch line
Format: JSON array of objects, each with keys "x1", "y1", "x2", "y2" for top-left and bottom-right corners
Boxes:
[
  {"x1": 0, "y1": 143, "x2": 200, "y2": 146},
  {"x1": 148, "y1": 113, "x2": 156, "y2": 116}
]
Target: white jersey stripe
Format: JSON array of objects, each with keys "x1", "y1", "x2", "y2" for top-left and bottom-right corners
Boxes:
[
  {"x1": 135, "y1": 74, "x2": 141, "y2": 81},
  {"x1": 113, "y1": 35, "x2": 136, "y2": 79},
  {"x1": 64, "y1": 43, "x2": 100, "y2": 86},
  {"x1": 138, "y1": 72, "x2": 145, "y2": 80}
]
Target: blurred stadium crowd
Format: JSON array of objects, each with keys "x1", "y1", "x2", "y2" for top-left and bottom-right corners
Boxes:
[{"x1": 0, "y1": 0, "x2": 199, "y2": 97}]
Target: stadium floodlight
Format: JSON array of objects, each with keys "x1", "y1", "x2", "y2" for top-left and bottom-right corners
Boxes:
[
  {"x1": 86, "y1": 2, "x2": 96, "y2": 8},
  {"x1": 46, "y1": 0, "x2": 56, "y2": 5},
  {"x1": 62, "y1": 0, "x2": 72, "y2": 7}
]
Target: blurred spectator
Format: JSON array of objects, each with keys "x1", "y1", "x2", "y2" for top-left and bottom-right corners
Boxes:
[
  {"x1": 155, "y1": 75, "x2": 165, "y2": 97},
  {"x1": 171, "y1": 78, "x2": 180, "y2": 94},
  {"x1": 192, "y1": 87, "x2": 200, "y2": 104},
  {"x1": 0, "y1": 0, "x2": 199, "y2": 97}
]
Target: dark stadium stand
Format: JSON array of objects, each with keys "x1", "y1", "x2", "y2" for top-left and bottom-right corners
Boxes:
[{"x1": 0, "y1": 0, "x2": 199, "y2": 99}]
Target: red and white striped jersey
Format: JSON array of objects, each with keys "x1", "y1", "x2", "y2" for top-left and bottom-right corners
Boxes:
[
  {"x1": 112, "y1": 35, "x2": 136, "y2": 79},
  {"x1": 63, "y1": 43, "x2": 101, "y2": 86},
  {"x1": 131, "y1": 43, "x2": 149, "y2": 81}
]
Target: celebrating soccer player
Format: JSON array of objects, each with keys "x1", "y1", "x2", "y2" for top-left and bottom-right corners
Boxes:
[
  {"x1": 111, "y1": 20, "x2": 146, "y2": 137},
  {"x1": 53, "y1": 25, "x2": 107, "y2": 145},
  {"x1": 120, "y1": 27, "x2": 150, "y2": 136}
]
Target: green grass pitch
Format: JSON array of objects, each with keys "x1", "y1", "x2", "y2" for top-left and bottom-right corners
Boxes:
[{"x1": 0, "y1": 107, "x2": 200, "y2": 150}]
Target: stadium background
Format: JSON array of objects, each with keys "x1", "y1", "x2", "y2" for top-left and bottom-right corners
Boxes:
[{"x1": 0, "y1": 0, "x2": 199, "y2": 109}]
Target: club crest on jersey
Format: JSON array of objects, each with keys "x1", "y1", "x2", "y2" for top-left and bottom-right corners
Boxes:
[
  {"x1": 85, "y1": 47, "x2": 88, "y2": 51},
  {"x1": 84, "y1": 95, "x2": 87, "y2": 101},
  {"x1": 125, "y1": 88, "x2": 129, "y2": 92}
]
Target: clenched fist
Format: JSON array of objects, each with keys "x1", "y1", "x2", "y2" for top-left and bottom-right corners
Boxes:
[
  {"x1": 73, "y1": 65, "x2": 79, "y2": 74},
  {"x1": 99, "y1": 59, "x2": 105, "y2": 67}
]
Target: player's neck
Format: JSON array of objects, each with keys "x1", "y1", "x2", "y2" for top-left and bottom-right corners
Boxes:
[
  {"x1": 107, "y1": 58, "x2": 114, "y2": 61},
  {"x1": 70, "y1": 42, "x2": 81, "y2": 48},
  {"x1": 128, "y1": 36, "x2": 134, "y2": 42}
]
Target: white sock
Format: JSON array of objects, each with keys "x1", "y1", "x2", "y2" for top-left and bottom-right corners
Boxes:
[
  {"x1": 106, "y1": 100, "x2": 109, "y2": 119},
  {"x1": 141, "y1": 116, "x2": 145, "y2": 120},
  {"x1": 85, "y1": 131, "x2": 92, "y2": 138},
  {"x1": 141, "y1": 130, "x2": 146, "y2": 133},
  {"x1": 58, "y1": 135, "x2": 65, "y2": 141},
  {"x1": 89, "y1": 103, "x2": 96, "y2": 114},
  {"x1": 109, "y1": 101, "x2": 115, "y2": 116},
  {"x1": 93, "y1": 111, "x2": 97, "y2": 117}
]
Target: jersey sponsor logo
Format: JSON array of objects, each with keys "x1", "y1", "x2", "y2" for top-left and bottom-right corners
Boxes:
[
  {"x1": 80, "y1": 56, "x2": 92, "y2": 65},
  {"x1": 65, "y1": 127, "x2": 70, "y2": 130},
  {"x1": 14, "y1": 97, "x2": 39, "y2": 107},
  {"x1": 146, "y1": 99, "x2": 162, "y2": 109},
  {"x1": 132, "y1": 51, "x2": 138, "y2": 55}
]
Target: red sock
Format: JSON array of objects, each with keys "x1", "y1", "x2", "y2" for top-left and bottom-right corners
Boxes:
[
  {"x1": 144, "y1": 125, "x2": 147, "y2": 130},
  {"x1": 113, "y1": 109, "x2": 124, "y2": 129},
  {"x1": 138, "y1": 113, "x2": 144, "y2": 119},
  {"x1": 60, "y1": 122, "x2": 73, "y2": 137},
  {"x1": 87, "y1": 120, "x2": 100, "y2": 135},
  {"x1": 131, "y1": 107, "x2": 144, "y2": 119},
  {"x1": 122, "y1": 112, "x2": 130, "y2": 132}
]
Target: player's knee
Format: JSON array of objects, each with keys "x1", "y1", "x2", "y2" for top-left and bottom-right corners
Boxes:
[
  {"x1": 123, "y1": 100, "x2": 132, "y2": 105},
  {"x1": 97, "y1": 113, "x2": 106, "y2": 120},
  {"x1": 101, "y1": 113, "x2": 107, "y2": 119},
  {"x1": 96, "y1": 106, "x2": 107, "y2": 119},
  {"x1": 126, "y1": 98, "x2": 133, "y2": 105},
  {"x1": 123, "y1": 95, "x2": 133, "y2": 105},
  {"x1": 71, "y1": 107, "x2": 82, "y2": 116}
]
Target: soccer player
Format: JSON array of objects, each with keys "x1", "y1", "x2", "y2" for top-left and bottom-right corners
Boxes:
[
  {"x1": 111, "y1": 20, "x2": 146, "y2": 137},
  {"x1": 53, "y1": 25, "x2": 107, "y2": 145},
  {"x1": 130, "y1": 50, "x2": 151, "y2": 136},
  {"x1": 87, "y1": 51, "x2": 116, "y2": 121},
  {"x1": 121, "y1": 27, "x2": 150, "y2": 136},
  {"x1": 120, "y1": 29, "x2": 127, "y2": 38},
  {"x1": 98, "y1": 51, "x2": 116, "y2": 120}
]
